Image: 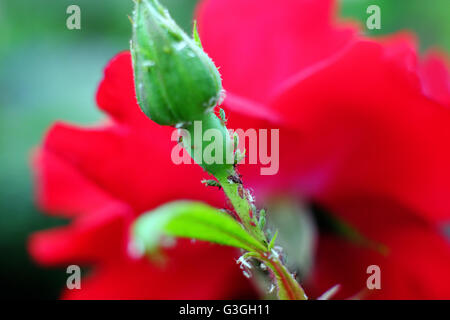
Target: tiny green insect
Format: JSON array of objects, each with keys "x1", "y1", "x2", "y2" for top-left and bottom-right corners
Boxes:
[
  {"x1": 258, "y1": 209, "x2": 266, "y2": 229},
  {"x1": 201, "y1": 179, "x2": 222, "y2": 189},
  {"x1": 233, "y1": 132, "x2": 239, "y2": 151},
  {"x1": 219, "y1": 108, "x2": 227, "y2": 125}
]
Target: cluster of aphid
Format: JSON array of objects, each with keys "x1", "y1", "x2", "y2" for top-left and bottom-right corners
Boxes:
[
  {"x1": 217, "y1": 108, "x2": 246, "y2": 168},
  {"x1": 236, "y1": 255, "x2": 253, "y2": 279},
  {"x1": 235, "y1": 253, "x2": 277, "y2": 295},
  {"x1": 199, "y1": 107, "x2": 294, "y2": 289},
  {"x1": 202, "y1": 174, "x2": 267, "y2": 229}
]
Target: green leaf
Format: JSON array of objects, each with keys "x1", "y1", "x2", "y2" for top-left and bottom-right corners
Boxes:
[{"x1": 132, "y1": 201, "x2": 267, "y2": 256}]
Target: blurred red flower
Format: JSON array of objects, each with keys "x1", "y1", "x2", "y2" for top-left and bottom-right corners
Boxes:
[
  {"x1": 198, "y1": 0, "x2": 450, "y2": 299},
  {"x1": 29, "y1": 0, "x2": 450, "y2": 299},
  {"x1": 29, "y1": 52, "x2": 256, "y2": 299}
]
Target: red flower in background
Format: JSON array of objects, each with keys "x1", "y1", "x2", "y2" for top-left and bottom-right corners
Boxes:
[
  {"x1": 29, "y1": 0, "x2": 450, "y2": 299},
  {"x1": 198, "y1": 0, "x2": 450, "y2": 298},
  {"x1": 29, "y1": 52, "x2": 256, "y2": 299}
]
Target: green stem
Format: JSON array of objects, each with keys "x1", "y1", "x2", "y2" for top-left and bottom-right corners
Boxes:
[
  {"x1": 246, "y1": 252, "x2": 307, "y2": 300},
  {"x1": 215, "y1": 171, "x2": 307, "y2": 300},
  {"x1": 216, "y1": 172, "x2": 267, "y2": 246},
  {"x1": 262, "y1": 255, "x2": 308, "y2": 300}
]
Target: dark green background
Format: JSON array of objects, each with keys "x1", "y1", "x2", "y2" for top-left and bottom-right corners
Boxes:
[{"x1": 0, "y1": 0, "x2": 448, "y2": 299}]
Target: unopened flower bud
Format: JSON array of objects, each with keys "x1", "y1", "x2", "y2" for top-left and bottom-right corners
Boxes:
[{"x1": 131, "y1": 0, "x2": 222, "y2": 126}]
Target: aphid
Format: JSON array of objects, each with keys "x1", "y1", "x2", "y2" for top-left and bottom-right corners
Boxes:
[
  {"x1": 268, "y1": 284, "x2": 275, "y2": 293},
  {"x1": 219, "y1": 108, "x2": 227, "y2": 125},
  {"x1": 242, "y1": 270, "x2": 252, "y2": 279},
  {"x1": 201, "y1": 179, "x2": 222, "y2": 190},
  {"x1": 270, "y1": 249, "x2": 280, "y2": 260},
  {"x1": 234, "y1": 149, "x2": 246, "y2": 166},
  {"x1": 233, "y1": 132, "x2": 239, "y2": 150},
  {"x1": 270, "y1": 245, "x2": 285, "y2": 263},
  {"x1": 227, "y1": 174, "x2": 243, "y2": 185},
  {"x1": 236, "y1": 255, "x2": 252, "y2": 270},
  {"x1": 246, "y1": 189, "x2": 255, "y2": 203},
  {"x1": 237, "y1": 185, "x2": 245, "y2": 199},
  {"x1": 258, "y1": 209, "x2": 266, "y2": 229},
  {"x1": 221, "y1": 208, "x2": 238, "y2": 219}
]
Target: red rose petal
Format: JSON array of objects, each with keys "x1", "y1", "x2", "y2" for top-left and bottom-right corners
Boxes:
[
  {"x1": 61, "y1": 240, "x2": 257, "y2": 300},
  {"x1": 271, "y1": 40, "x2": 450, "y2": 223},
  {"x1": 29, "y1": 202, "x2": 132, "y2": 265},
  {"x1": 419, "y1": 50, "x2": 450, "y2": 108},
  {"x1": 308, "y1": 227, "x2": 450, "y2": 299},
  {"x1": 197, "y1": 0, "x2": 356, "y2": 104}
]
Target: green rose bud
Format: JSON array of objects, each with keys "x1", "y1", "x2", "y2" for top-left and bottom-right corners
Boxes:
[{"x1": 131, "y1": 0, "x2": 222, "y2": 126}]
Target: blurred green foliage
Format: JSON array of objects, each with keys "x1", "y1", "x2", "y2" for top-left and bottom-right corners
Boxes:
[
  {"x1": 0, "y1": 0, "x2": 448, "y2": 299},
  {"x1": 0, "y1": 0, "x2": 197, "y2": 299},
  {"x1": 340, "y1": 0, "x2": 450, "y2": 51}
]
